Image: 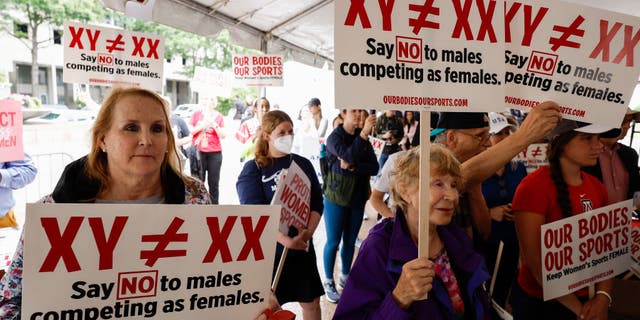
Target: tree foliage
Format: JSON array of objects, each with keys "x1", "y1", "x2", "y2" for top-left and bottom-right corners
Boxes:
[{"x1": 0, "y1": 0, "x2": 260, "y2": 97}]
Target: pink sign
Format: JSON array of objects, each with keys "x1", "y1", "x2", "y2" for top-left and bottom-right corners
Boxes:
[{"x1": 0, "y1": 99, "x2": 23, "y2": 162}]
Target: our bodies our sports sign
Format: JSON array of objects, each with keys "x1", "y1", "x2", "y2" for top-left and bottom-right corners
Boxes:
[
  {"x1": 540, "y1": 200, "x2": 632, "y2": 301},
  {"x1": 23, "y1": 204, "x2": 279, "y2": 319},
  {"x1": 63, "y1": 21, "x2": 164, "y2": 91}
]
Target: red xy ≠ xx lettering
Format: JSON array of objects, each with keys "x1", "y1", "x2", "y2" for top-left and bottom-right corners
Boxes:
[
  {"x1": 132, "y1": 36, "x2": 160, "y2": 59},
  {"x1": 591, "y1": 21, "x2": 640, "y2": 67},
  {"x1": 504, "y1": 3, "x2": 548, "y2": 47},
  {"x1": 343, "y1": 0, "x2": 396, "y2": 31},
  {"x1": 451, "y1": 0, "x2": 498, "y2": 43},
  {"x1": 68, "y1": 26, "x2": 101, "y2": 51},
  {"x1": 139, "y1": 217, "x2": 188, "y2": 267},
  {"x1": 549, "y1": 15, "x2": 585, "y2": 51},
  {"x1": 409, "y1": 0, "x2": 440, "y2": 35}
]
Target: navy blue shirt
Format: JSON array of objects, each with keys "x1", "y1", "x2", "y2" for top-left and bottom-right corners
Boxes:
[
  {"x1": 481, "y1": 161, "x2": 527, "y2": 244},
  {"x1": 237, "y1": 154, "x2": 323, "y2": 216}
]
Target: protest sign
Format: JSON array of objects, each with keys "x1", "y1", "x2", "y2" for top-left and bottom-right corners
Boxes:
[
  {"x1": 631, "y1": 221, "x2": 640, "y2": 277},
  {"x1": 513, "y1": 143, "x2": 548, "y2": 173},
  {"x1": 369, "y1": 136, "x2": 385, "y2": 159},
  {"x1": 0, "y1": 99, "x2": 23, "y2": 162},
  {"x1": 0, "y1": 228, "x2": 20, "y2": 271},
  {"x1": 191, "y1": 66, "x2": 233, "y2": 98},
  {"x1": 23, "y1": 204, "x2": 279, "y2": 319},
  {"x1": 63, "y1": 21, "x2": 164, "y2": 91},
  {"x1": 504, "y1": 0, "x2": 640, "y2": 127},
  {"x1": 335, "y1": 0, "x2": 505, "y2": 112},
  {"x1": 541, "y1": 200, "x2": 632, "y2": 301},
  {"x1": 271, "y1": 161, "x2": 311, "y2": 234},
  {"x1": 233, "y1": 55, "x2": 284, "y2": 87}
]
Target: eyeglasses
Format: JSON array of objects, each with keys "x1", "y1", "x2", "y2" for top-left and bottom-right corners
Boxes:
[{"x1": 456, "y1": 130, "x2": 490, "y2": 142}]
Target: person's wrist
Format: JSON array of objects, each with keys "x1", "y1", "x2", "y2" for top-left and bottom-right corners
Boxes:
[
  {"x1": 391, "y1": 289, "x2": 411, "y2": 310},
  {"x1": 595, "y1": 290, "x2": 612, "y2": 307}
]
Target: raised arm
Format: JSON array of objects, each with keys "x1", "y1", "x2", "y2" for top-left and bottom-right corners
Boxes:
[{"x1": 462, "y1": 101, "x2": 560, "y2": 189}]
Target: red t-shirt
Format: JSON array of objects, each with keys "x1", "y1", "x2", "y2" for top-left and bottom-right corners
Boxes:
[
  {"x1": 190, "y1": 110, "x2": 224, "y2": 152},
  {"x1": 512, "y1": 166, "x2": 608, "y2": 299}
]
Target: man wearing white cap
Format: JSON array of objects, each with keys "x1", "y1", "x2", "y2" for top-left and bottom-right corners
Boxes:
[{"x1": 430, "y1": 102, "x2": 562, "y2": 240}]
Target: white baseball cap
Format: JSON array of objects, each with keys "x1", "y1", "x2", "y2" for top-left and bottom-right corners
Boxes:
[
  {"x1": 547, "y1": 119, "x2": 618, "y2": 140},
  {"x1": 488, "y1": 112, "x2": 516, "y2": 134}
]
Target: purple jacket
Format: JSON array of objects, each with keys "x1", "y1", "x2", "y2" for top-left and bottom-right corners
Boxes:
[{"x1": 334, "y1": 211, "x2": 491, "y2": 320}]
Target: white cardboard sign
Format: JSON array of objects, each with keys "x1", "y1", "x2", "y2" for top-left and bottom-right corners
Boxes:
[
  {"x1": 23, "y1": 204, "x2": 279, "y2": 319},
  {"x1": 271, "y1": 161, "x2": 311, "y2": 234},
  {"x1": 541, "y1": 200, "x2": 632, "y2": 301},
  {"x1": 504, "y1": 0, "x2": 640, "y2": 127},
  {"x1": 63, "y1": 21, "x2": 164, "y2": 91},
  {"x1": 335, "y1": 0, "x2": 505, "y2": 112}
]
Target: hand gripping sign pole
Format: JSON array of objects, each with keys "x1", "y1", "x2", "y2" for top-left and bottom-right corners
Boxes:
[{"x1": 270, "y1": 161, "x2": 312, "y2": 292}]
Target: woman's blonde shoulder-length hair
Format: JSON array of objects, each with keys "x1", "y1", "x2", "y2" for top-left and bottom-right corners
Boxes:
[
  {"x1": 389, "y1": 144, "x2": 462, "y2": 215},
  {"x1": 86, "y1": 87, "x2": 197, "y2": 195}
]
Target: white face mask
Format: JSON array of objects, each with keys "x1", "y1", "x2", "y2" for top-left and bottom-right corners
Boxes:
[{"x1": 273, "y1": 135, "x2": 293, "y2": 154}]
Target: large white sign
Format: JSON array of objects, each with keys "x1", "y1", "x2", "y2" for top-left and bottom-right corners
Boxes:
[
  {"x1": 541, "y1": 200, "x2": 632, "y2": 301},
  {"x1": 63, "y1": 21, "x2": 164, "y2": 91},
  {"x1": 191, "y1": 66, "x2": 233, "y2": 97},
  {"x1": 335, "y1": 0, "x2": 505, "y2": 112},
  {"x1": 23, "y1": 204, "x2": 279, "y2": 319},
  {"x1": 504, "y1": 0, "x2": 640, "y2": 127},
  {"x1": 233, "y1": 55, "x2": 284, "y2": 87}
]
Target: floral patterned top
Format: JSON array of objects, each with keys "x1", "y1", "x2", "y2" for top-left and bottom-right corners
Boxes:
[
  {"x1": 433, "y1": 249, "x2": 465, "y2": 319},
  {"x1": 0, "y1": 179, "x2": 210, "y2": 320}
]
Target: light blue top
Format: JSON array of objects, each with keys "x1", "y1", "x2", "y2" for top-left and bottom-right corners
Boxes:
[{"x1": 0, "y1": 153, "x2": 37, "y2": 216}]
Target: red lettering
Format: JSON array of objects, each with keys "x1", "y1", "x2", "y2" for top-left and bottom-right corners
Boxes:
[
  {"x1": 85, "y1": 29, "x2": 101, "y2": 51},
  {"x1": 132, "y1": 36, "x2": 146, "y2": 58},
  {"x1": 503, "y1": 2, "x2": 520, "y2": 43},
  {"x1": 69, "y1": 26, "x2": 84, "y2": 49},
  {"x1": 88, "y1": 217, "x2": 128, "y2": 270},
  {"x1": 544, "y1": 246, "x2": 573, "y2": 271},
  {"x1": 39, "y1": 217, "x2": 84, "y2": 272},
  {"x1": 145, "y1": 38, "x2": 160, "y2": 59},
  {"x1": 612, "y1": 25, "x2": 640, "y2": 67},
  {"x1": 409, "y1": 0, "x2": 440, "y2": 35},
  {"x1": 549, "y1": 15, "x2": 585, "y2": 51},
  {"x1": 236, "y1": 216, "x2": 269, "y2": 261},
  {"x1": 504, "y1": 4, "x2": 548, "y2": 46},
  {"x1": 476, "y1": 0, "x2": 497, "y2": 43},
  {"x1": 452, "y1": 0, "x2": 473, "y2": 40},
  {"x1": 589, "y1": 20, "x2": 623, "y2": 62},
  {"x1": 203, "y1": 216, "x2": 237, "y2": 263},
  {"x1": 344, "y1": 0, "x2": 371, "y2": 29},
  {"x1": 379, "y1": 0, "x2": 396, "y2": 31},
  {"x1": 0, "y1": 112, "x2": 16, "y2": 126}
]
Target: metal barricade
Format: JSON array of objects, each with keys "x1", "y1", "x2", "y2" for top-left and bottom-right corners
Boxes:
[{"x1": 16, "y1": 152, "x2": 75, "y2": 204}]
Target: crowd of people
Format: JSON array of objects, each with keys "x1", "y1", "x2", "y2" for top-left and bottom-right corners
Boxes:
[{"x1": 1, "y1": 86, "x2": 639, "y2": 320}]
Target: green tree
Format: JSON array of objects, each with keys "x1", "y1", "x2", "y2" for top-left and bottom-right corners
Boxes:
[{"x1": 0, "y1": 0, "x2": 106, "y2": 99}]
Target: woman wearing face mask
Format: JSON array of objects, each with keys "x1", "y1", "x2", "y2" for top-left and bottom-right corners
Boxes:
[{"x1": 236, "y1": 110, "x2": 324, "y2": 320}]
